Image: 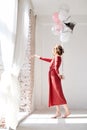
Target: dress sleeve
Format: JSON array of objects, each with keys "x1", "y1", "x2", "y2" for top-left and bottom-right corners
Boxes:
[{"x1": 40, "y1": 57, "x2": 52, "y2": 62}]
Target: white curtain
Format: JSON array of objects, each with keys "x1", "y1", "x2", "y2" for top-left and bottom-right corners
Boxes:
[
  {"x1": 0, "y1": 0, "x2": 34, "y2": 129},
  {"x1": 0, "y1": 0, "x2": 25, "y2": 129}
]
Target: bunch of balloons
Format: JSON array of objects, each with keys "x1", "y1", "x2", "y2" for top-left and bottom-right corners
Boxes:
[{"x1": 51, "y1": 5, "x2": 75, "y2": 43}]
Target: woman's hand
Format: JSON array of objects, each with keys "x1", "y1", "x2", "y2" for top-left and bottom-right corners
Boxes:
[
  {"x1": 31, "y1": 54, "x2": 40, "y2": 59},
  {"x1": 58, "y1": 74, "x2": 65, "y2": 80}
]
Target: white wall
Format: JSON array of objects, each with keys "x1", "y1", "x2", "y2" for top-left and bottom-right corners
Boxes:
[{"x1": 34, "y1": 15, "x2": 87, "y2": 110}]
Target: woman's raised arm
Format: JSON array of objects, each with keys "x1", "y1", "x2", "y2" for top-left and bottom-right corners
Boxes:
[{"x1": 31, "y1": 54, "x2": 52, "y2": 62}]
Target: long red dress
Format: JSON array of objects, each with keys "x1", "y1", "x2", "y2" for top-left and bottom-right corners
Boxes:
[{"x1": 40, "y1": 55, "x2": 67, "y2": 107}]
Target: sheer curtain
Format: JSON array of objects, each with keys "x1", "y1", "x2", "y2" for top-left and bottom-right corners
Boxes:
[
  {"x1": 0, "y1": 0, "x2": 22, "y2": 129},
  {"x1": 0, "y1": 0, "x2": 35, "y2": 129}
]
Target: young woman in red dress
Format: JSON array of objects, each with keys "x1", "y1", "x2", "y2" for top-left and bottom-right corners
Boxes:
[{"x1": 33, "y1": 45, "x2": 70, "y2": 118}]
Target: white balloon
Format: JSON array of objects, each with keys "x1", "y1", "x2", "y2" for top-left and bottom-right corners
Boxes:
[
  {"x1": 51, "y1": 26, "x2": 60, "y2": 36},
  {"x1": 59, "y1": 4, "x2": 70, "y2": 22},
  {"x1": 59, "y1": 10, "x2": 70, "y2": 22},
  {"x1": 63, "y1": 24, "x2": 71, "y2": 32},
  {"x1": 60, "y1": 31, "x2": 72, "y2": 43}
]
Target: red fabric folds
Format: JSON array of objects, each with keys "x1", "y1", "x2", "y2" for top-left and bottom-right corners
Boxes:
[{"x1": 40, "y1": 56, "x2": 67, "y2": 107}]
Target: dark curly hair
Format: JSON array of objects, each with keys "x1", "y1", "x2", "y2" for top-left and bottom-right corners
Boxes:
[{"x1": 58, "y1": 45, "x2": 64, "y2": 55}]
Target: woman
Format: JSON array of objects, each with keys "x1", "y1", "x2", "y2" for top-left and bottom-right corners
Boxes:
[{"x1": 33, "y1": 44, "x2": 70, "y2": 118}]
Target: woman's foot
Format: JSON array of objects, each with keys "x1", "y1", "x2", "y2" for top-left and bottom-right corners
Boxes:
[
  {"x1": 52, "y1": 112, "x2": 61, "y2": 118},
  {"x1": 0, "y1": 118, "x2": 6, "y2": 128},
  {"x1": 62, "y1": 112, "x2": 71, "y2": 118}
]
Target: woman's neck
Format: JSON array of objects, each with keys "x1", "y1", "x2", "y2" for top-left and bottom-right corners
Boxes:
[{"x1": 55, "y1": 53, "x2": 61, "y2": 57}]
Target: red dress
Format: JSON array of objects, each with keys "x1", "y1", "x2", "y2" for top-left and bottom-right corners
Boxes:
[{"x1": 40, "y1": 55, "x2": 67, "y2": 107}]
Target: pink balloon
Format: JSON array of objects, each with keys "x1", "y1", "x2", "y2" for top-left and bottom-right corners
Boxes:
[
  {"x1": 56, "y1": 24, "x2": 63, "y2": 32},
  {"x1": 52, "y1": 12, "x2": 61, "y2": 24}
]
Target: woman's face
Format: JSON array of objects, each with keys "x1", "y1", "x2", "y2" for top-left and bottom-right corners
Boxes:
[{"x1": 52, "y1": 46, "x2": 57, "y2": 55}]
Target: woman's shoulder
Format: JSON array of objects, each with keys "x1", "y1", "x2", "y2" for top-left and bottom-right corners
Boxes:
[{"x1": 55, "y1": 54, "x2": 61, "y2": 58}]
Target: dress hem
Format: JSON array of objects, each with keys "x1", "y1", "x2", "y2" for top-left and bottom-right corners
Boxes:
[{"x1": 48, "y1": 102, "x2": 67, "y2": 107}]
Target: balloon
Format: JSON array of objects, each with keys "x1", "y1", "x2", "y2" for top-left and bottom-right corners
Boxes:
[
  {"x1": 56, "y1": 23, "x2": 63, "y2": 31},
  {"x1": 60, "y1": 31, "x2": 72, "y2": 43},
  {"x1": 63, "y1": 16, "x2": 71, "y2": 23},
  {"x1": 52, "y1": 4, "x2": 76, "y2": 42},
  {"x1": 52, "y1": 12, "x2": 63, "y2": 35},
  {"x1": 51, "y1": 23, "x2": 63, "y2": 35},
  {"x1": 51, "y1": 26, "x2": 60, "y2": 36},
  {"x1": 64, "y1": 22, "x2": 75, "y2": 31},
  {"x1": 52, "y1": 12, "x2": 61, "y2": 24},
  {"x1": 58, "y1": 4, "x2": 70, "y2": 22},
  {"x1": 59, "y1": 10, "x2": 70, "y2": 22}
]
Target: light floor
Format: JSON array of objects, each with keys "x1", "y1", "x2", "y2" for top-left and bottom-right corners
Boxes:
[{"x1": 17, "y1": 109, "x2": 87, "y2": 130}]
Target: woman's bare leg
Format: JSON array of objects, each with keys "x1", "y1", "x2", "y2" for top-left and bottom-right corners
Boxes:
[
  {"x1": 62, "y1": 104, "x2": 71, "y2": 118},
  {"x1": 52, "y1": 105, "x2": 61, "y2": 118},
  {"x1": 0, "y1": 118, "x2": 5, "y2": 128}
]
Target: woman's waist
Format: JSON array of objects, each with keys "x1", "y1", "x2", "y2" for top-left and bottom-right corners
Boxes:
[{"x1": 49, "y1": 68, "x2": 59, "y2": 72}]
